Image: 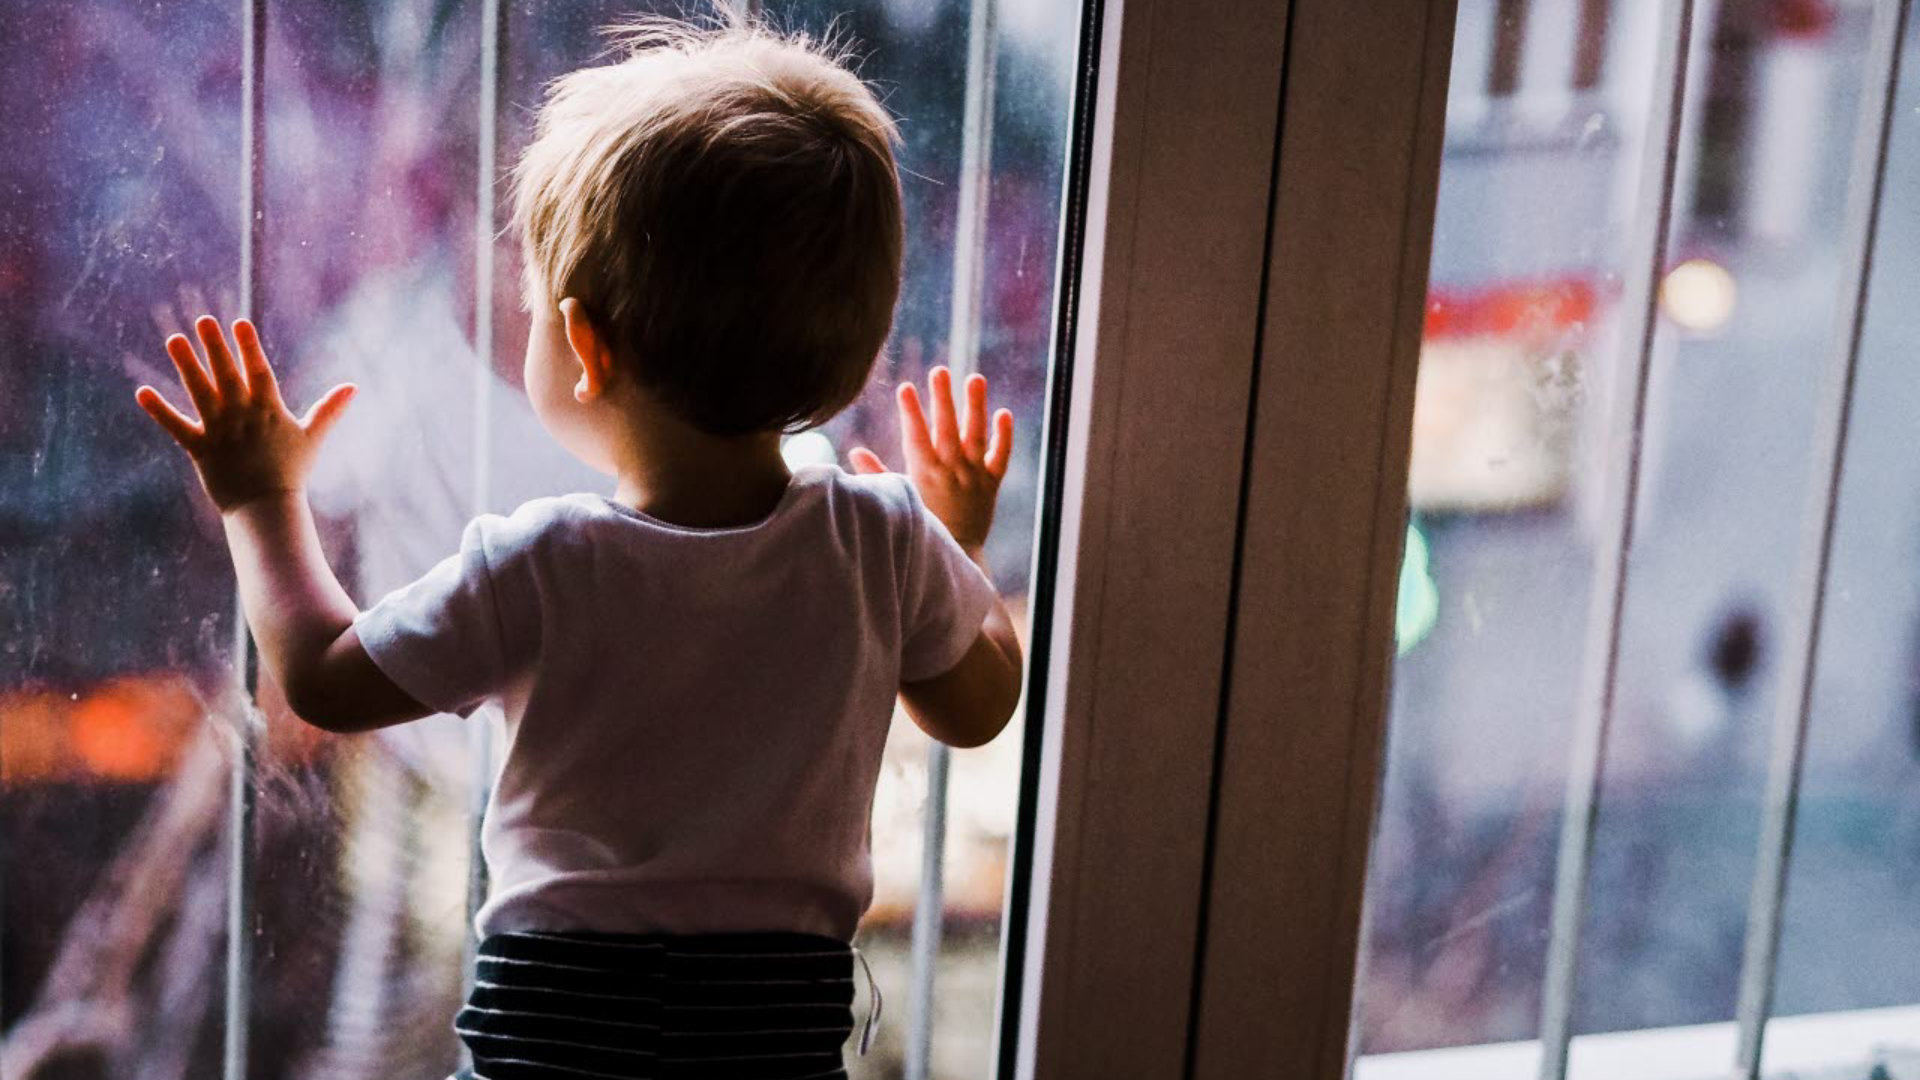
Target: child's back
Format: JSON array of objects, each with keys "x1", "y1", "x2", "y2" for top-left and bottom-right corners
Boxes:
[{"x1": 357, "y1": 465, "x2": 996, "y2": 941}]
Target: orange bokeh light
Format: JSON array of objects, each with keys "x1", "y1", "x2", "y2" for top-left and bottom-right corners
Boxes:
[{"x1": 67, "y1": 677, "x2": 203, "y2": 781}]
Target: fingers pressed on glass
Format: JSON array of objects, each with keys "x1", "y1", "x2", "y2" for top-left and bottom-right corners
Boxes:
[
  {"x1": 896, "y1": 381, "x2": 933, "y2": 454},
  {"x1": 233, "y1": 319, "x2": 282, "y2": 406},
  {"x1": 928, "y1": 367, "x2": 958, "y2": 453},
  {"x1": 848, "y1": 447, "x2": 888, "y2": 475},
  {"x1": 195, "y1": 315, "x2": 247, "y2": 402},
  {"x1": 299, "y1": 384, "x2": 357, "y2": 440},
  {"x1": 135, "y1": 386, "x2": 203, "y2": 445},
  {"x1": 984, "y1": 408, "x2": 1014, "y2": 478},
  {"x1": 165, "y1": 333, "x2": 219, "y2": 418},
  {"x1": 962, "y1": 373, "x2": 988, "y2": 454}
]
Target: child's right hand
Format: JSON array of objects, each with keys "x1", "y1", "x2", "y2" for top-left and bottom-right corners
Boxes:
[{"x1": 850, "y1": 366, "x2": 1013, "y2": 555}]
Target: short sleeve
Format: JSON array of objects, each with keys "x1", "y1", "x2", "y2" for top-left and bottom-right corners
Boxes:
[
  {"x1": 352, "y1": 516, "x2": 520, "y2": 718},
  {"x1": 898, "y1": 482, "x2": 1000, "y2": 683}
]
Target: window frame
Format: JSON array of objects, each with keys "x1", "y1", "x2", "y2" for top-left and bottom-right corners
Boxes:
[
  {"x1": 1001, "y1": 0, "x2": 1458, "y2": 1076},
  {"x1": 1189, "y1": 1, "x2": 1459, "y2": 1075}
]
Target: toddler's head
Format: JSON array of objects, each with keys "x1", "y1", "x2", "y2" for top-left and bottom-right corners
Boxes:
[{"x1": 513, "y1": 14, "x2": 902, "y2": 446}]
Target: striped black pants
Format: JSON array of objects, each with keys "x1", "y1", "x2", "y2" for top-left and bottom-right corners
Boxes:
[{"x1": 455, "y1": 930, "x2": 879, "y2": 1080}]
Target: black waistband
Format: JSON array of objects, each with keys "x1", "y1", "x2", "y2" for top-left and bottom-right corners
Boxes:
[{"x1": 459, "y1": 930, "x2": 860, "y2": 1080}]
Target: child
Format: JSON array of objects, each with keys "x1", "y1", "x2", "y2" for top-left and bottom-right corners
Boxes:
[{"x1": 134, "y1": 15, "x2": 1024, "y2": 1080}]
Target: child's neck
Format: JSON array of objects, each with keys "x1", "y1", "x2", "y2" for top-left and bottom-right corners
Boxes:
[{"x1": 608, "y1": 405, "x2": 791, "y2": 530}]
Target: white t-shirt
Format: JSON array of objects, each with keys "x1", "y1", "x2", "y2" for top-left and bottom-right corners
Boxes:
[{"x1": 351, "y1": 463, "x2": 998, "y2": 941}]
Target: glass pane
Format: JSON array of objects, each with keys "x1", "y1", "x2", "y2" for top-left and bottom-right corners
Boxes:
[
  {"x1": 7, "y1": 0, "x2": 1079, "y2": 1075},
  {"x1": 1353, "y1": 0, "x2": 1919, "y2": 1077},
  {"x1": 1766, "y1": 7, "x2": 1920, "y2": 1076},
  {"x1": 1356, "y1": 0, "x2": 1666, "y2": 1057},
  {"x1": 1, "y1": 1, "x2": 243, "y2": 1076},
  {"x1": 248, "y1": 1, "x2": 483, "y2": 1076},
  {"x1": 1569, "y1": 0, "x2": 1869, "y2": 1040}
]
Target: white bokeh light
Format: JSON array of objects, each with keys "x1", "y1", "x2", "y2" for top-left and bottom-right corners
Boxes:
[{"x1": 1660, "y1": 257, "x2": 1738, "y2": 334}]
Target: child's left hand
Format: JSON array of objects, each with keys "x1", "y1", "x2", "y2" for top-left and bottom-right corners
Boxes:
[{"x1": 135, "y1": 316, "x2": 357, "y2": 513}]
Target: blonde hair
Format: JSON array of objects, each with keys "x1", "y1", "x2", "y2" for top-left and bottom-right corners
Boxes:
[{"x1": 513, "y1": 12, "x2": 903, "y2": 436}]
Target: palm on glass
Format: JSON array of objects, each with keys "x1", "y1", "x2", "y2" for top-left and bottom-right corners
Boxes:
[
  {"x1": 134, "y1": 316, "x2": 357, "y2": 512},
  {"x1": 850, "y1": 366, "x2": 1013, "y2": 554}
]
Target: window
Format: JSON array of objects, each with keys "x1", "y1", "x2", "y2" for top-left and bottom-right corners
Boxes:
[
  {"x1": 1351, "y1": 0, "x2": 1920, "y2": 1077},
  {"x1": 0, "y1": 1, "x2": 1083, "y2": 1077}
]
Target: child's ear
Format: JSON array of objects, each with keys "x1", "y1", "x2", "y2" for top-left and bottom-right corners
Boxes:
[{"x1": 558, "y1": 298, "x2": 615, "y2": 403}]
